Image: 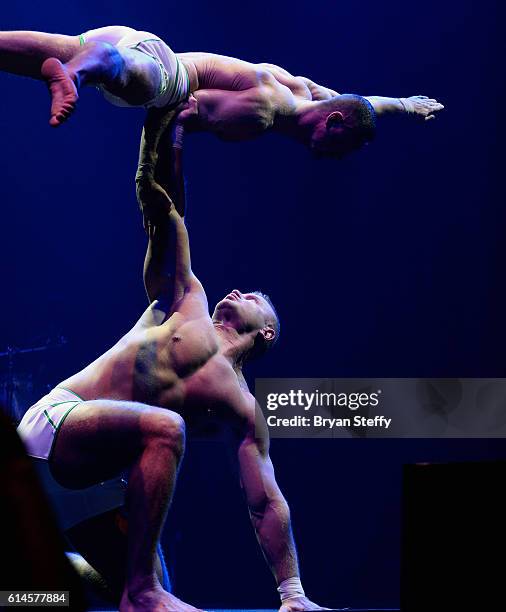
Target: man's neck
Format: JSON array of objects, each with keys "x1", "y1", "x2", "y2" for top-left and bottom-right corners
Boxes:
[
  {"x1": 213, "y1": 322, "x2": 249, "y2": 370},
  {"x1": 272, "y1": 98, "x2": 318, "y2": 144},
  {"x1": 213, "y1": 324, "x2": 251, "y2": 391}
]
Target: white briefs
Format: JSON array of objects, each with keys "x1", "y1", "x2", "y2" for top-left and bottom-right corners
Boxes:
[
  {"x1": 17, "y1": 386, "x2": 83, "y2": 460},
  {"x1": 17, "y1": 387, "x2": 126, "y2": 531},
  {"x1": 80, "y1": 29, "x2": 190, "y2": 109}
]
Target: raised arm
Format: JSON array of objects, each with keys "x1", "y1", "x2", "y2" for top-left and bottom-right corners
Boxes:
[
  {"x1": 153, "y1": 112, "x2": 188, "y2": 219},
  {"x1": 135, "y1": 106, "x2": 186, "y2": 219},
  {"x1": 135, "y1": 107, "x2": 176, "y2": 191},
  {"x1": 136, "y1": 112, "x2": 193, "y2": 309}
]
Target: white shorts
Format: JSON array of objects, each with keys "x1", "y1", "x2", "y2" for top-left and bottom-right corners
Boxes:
[
  {"x1": 17, "y1": 387, "x2": 126, "y2": 530},
  {"x1": 17, "y1": 386, "x2": 84, "y2": 460},
  {"x1": 80, "y1": 29, "x2": 190, "y2": 109}
]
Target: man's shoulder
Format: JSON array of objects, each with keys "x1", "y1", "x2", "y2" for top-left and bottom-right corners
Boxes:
[
  {"x1": 181, "y1": 273, "x2": 208, "y2": 307},
  {"x1": 161, "y1": 274, "x2": 209, "y2": 321},
  {"x1": 222, "y1": 371, "x2": 257, "y2": 415},
  {"x1": 192, "y1": 357, "x2": 248, "y2": 397},
  {"x1": 131, "y1": 280, "x2": 209, "y2": 332}
]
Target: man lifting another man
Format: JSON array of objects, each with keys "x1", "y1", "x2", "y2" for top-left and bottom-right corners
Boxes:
[{"x1": 17, "y1": 107, "x2": 326, "y2": 612}]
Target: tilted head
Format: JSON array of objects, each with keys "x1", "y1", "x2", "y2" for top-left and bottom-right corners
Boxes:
[
  {"x1": 309, "y1": 94, "x2": 376, "y2": 158},
  {"x1": 212, "y1": 289, "x2": 280, "y2": 361}
]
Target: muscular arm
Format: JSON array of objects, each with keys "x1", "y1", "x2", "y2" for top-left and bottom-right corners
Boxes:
[
  {"x1": 176, "y1": 56, "x2": 285, "y2": 139},
  {"x1": 238, "y1": 413, "x2": 299, "y2": 585},
  {"x1": 257, "y1": 62, "x2": 445, "y2": 120},
  {"x1": 141, "y1": 207, "x2": 192, "y2": 308},
  {"x1": 136, "y1": 106, "x2": 176, "y2": 187},
  {"x1": 136, "y1": 114, "x2": 193, "y2": 308},
  {"x1": 234, "y1": 395, "x2": 323, "y2": 611},
  {"x1": 183, "y1": 87, "x2": 275, "y2": 140},
  {"x1": 154, "y1": 120, "x2": 186, "y2": 218},
  {"x1": 259, "y1": 63, "x2": 444, "y2": 119}
]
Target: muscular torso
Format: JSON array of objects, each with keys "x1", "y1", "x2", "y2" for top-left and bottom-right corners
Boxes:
[
  {"x1": 59, "y1": 292, "x2": 247, "y2": 425},
  {"x1": 177, "y1": 52, "x2": 315, "y2": 140}
]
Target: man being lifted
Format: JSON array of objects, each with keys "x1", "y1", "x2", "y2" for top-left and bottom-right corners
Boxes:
[{"x1": 1, "y1": 25, "x2": 443, "y2": 157}]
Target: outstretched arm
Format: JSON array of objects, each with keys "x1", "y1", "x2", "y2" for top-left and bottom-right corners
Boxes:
[
  {"x1": 236, "y1": 396, "x2": 325, "y2": 612},
  {"x1": 365, "y1": 94, "x2": 444, "y2": 120},
  {"x1": 256, "y1": 62, "x2": 445, "y2": 122},
  {"x1": 256, "y1": 62, "x2": 445, "y2": 120}
]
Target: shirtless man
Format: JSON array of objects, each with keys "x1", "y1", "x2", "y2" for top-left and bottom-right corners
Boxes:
[
  {"x1": 0, "y1": 25, "x2": 443, "y2": 157},
  {"x1": 17, "y1": 112, "x2": 326, "y2": 612}
]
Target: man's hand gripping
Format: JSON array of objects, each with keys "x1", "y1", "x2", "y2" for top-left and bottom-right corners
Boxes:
[{"x1": 136, "y1": 178, "x2": 173, "y2": 232}]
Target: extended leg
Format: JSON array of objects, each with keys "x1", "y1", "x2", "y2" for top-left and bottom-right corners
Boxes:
[
  {"x1": 0, "y1": 26, "x2": 138, "y2": 79},
  {"x1": 0, "y1": 30, "x2": 81, "y2": 78},
  {"x1": 49, "y1": 400, "x2": 201, "y2": 612},
  {"x1": 0, "y1": 28, "x2": 162, "y2": 127},
  {"x1": 41, "y1": 41, "x2": 161, "y2": 126},
  {"x1": 0, "y1": 30, "x2": 114, "y2": 127}
]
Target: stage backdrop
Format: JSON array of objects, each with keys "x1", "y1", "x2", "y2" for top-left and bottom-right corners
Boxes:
[{"x1": 0, "y1": 1, "x2": 504, "y2": 608}]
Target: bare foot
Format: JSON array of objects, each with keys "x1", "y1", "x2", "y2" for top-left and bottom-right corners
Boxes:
[
  {"x1": 41, "y1": 58, "x2": 79, "y2": 127},
  {"x1": 120, "y1": 584, "x2": 205, "y2": 612},
  {"x1": 400, "y1": 95, "x2": 444, "y2": 121}
]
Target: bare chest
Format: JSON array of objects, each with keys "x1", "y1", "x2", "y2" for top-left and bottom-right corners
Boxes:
[{"x1": 131, "y1": 319, "x2": 220, "y2": 405}]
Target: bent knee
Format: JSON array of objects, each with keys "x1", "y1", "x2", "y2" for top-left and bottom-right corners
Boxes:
[
  {"x1": 82, "y1": 26, "x2": 137, "y2": 46},
  {"x1": 144, "y1": 411, "x2": 186, "y2": 457},
  {"x1": 110, "y1": 26, "x2": 138, "y2": 42}
]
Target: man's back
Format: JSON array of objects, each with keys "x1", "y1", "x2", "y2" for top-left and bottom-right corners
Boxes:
[{"x1": 176, "y1": 52, "x2": 311, "y2": 140}]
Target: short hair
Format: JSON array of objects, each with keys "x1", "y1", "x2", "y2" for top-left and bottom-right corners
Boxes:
[
  {"x1": 244, "y1": 291, "x2": 280, "y2": 361},
  {"x1": 334, "y1": 93, "x2": 377, "y2": 145},
  {"x1": 253, "y1": 291, "x2": 280, "y2": 346}
]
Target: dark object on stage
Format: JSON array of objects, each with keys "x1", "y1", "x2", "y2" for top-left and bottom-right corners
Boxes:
[
  {"x1": 0, "y1": 405, "x2": 86, "y2": 610},
  {"x1": 401, "y1": 460, "x2": 506, "y2": 611}
]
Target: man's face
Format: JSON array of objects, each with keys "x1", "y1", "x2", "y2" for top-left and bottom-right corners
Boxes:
[{"x1": 212, "y1": 290, "x2": 275, "y2": 335}]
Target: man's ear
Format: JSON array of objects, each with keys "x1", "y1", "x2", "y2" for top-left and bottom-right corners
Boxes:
[
  {"x1": 261, "y1": 327, "x2": 276, "y2": 342},
  {"x1": 326, "y1": 111, "x2": 344, "y2": 129}
]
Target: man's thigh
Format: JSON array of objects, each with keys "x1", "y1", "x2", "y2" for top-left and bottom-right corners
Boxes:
[
  {"x1": 81, "y1": 26, "x2": 137, "y2": 46},
  {"x1": 49, "y1": 399, "x2": 178, "y2": 489},
  {"x1": 0, "y1": 31, "x2": 82, "y2": 78}
]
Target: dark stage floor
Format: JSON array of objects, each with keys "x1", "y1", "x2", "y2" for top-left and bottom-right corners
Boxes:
[{"x1": 90, "y1": 608, "x2": 400, "y2": 611}]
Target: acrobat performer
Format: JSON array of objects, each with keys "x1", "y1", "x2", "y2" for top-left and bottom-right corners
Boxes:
[{"x1": 1, "y1": 26, "x2": 443, "y2": 158}]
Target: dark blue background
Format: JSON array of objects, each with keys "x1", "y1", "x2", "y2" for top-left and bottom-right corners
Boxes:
[{"x1": 1, "y1": 1, "x2": 504, "y2": 608}]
